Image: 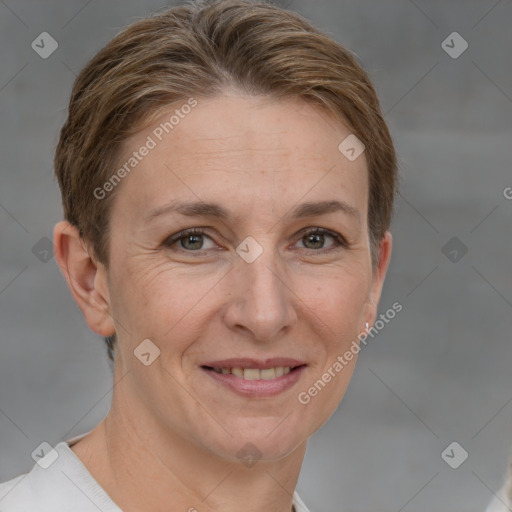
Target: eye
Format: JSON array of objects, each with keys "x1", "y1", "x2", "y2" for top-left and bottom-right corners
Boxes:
[
  {"x1": 163, "y1": 226, "x2": 348, "y2": 255},
  {"x1": 163, "y1": 228, "x2": 217, "y2": 252},
  {"x1": 294, "y1": 228, "x2": 347, "y2": 251}
]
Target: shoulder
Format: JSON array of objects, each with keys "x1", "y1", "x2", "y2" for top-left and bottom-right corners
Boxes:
[
  {"x1": 0, "y1": 474, "x2": 34, "y2": 512},
  {"x1": 0, "y1": 441, "x2": 121, "y2": 512}
]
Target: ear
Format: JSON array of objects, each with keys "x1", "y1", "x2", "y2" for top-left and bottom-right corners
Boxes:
[
  {"x1": 366, "y1": 231, "x2": 393, "y2": 325},
  {"x1": 53, "y1": 220, "x2": 116, "y2": 337}
]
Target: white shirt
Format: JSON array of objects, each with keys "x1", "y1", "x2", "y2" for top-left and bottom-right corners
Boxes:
[{"x1": 0, "y1": 431, "x2": 312, "y2": 512}]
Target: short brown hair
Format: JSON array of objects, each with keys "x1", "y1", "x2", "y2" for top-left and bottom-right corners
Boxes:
[{"x1": 54, "y1": 0, "x2": 399, "y2": 364}]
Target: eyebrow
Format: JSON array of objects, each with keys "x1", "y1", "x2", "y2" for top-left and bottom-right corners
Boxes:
[{"x1": 145, "y1": 199, "x2": 360, "y2": 224}]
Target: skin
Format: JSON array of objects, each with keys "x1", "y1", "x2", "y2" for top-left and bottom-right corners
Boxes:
[{"x1": 54, "y1": 92, "x2": 392, "y2": 512}]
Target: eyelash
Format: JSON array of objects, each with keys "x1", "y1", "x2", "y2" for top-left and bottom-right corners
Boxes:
[{"x1": 163, "y1": 227, "x2": 348, "y2": 255}]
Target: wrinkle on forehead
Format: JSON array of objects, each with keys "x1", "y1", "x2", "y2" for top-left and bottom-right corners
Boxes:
[{"x1": 109, "y1": 94, "x2": 368, "y2": 235}]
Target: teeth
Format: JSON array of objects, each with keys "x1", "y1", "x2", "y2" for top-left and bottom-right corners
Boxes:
[
  {"x1": 232, "y1": 367, "x2": 244, "y2": 377},
  {"x1": 260, "y1": 368, "x2": 275, "y2": 380},
  {"x1": 211, "y1": 366, "x2": 293, "y2": 380},
  {"x1": 244, "y1": 368, "x2": 260, "y2": 380}
]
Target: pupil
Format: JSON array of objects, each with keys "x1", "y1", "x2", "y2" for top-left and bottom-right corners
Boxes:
[
  {"x1": 183, "y1": 234, "x2": 202, "y2": 250},
  {"x1": 306, "y1": 233, "x2": 323, "y2": 249}
]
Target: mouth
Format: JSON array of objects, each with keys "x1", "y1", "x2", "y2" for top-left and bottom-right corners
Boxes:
[
  {"x1": 200, "y1": 358, "x2": 307, "y2": 398},
  {"x1": 201, "y1": 365, "x2": 305, "y2": 381}
]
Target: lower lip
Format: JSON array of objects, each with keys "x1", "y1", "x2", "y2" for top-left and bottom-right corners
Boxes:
[{"x1": 202, "y1": 366, "x2": 307, "y2": 398}]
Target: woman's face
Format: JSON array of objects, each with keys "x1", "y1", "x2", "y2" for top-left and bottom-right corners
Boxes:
[{"x1": 100, "y1": 93, "x2": 391, "y2": 462}]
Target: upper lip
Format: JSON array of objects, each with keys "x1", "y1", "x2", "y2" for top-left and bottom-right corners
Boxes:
[{"x1": 201, "y1": 358, "x2": 307, "y2": 369}]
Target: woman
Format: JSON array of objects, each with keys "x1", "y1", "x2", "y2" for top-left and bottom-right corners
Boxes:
[{"x1": 0, "y1": 0, "x2": 397, "y2": 510}]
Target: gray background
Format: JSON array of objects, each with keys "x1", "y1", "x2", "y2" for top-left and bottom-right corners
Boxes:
[{"x1": 1, "y1": 1, "x2": 511, "y2": 511}]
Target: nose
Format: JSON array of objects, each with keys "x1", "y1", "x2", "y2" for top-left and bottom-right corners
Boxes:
[{"x1": 222, "y1": 245, "x2": 297, "y2": 342}]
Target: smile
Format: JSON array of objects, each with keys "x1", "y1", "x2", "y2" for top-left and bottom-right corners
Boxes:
[
  {"x1": 207, "y1": 366, "x2": 293, "y2": 380},
  {"x1": 201, "y1": 361, "x2": 307, "y2": 398}
]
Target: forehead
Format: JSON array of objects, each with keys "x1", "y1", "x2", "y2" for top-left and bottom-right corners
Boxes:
[{"x1": 110, "y1": 94, "x2": 368, "y2": 226}]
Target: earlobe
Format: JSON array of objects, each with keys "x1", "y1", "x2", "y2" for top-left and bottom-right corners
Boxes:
[{"x1": 53, "y1": 221, "x2": 116, "y2": 337}]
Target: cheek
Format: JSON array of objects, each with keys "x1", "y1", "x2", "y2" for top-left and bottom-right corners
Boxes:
[
  {"x1": 111, "y1": 257, "x2": 222, "y2": 341},
  {"x1": 298, "y1": 267, "x2": 370, "y2": 331}
]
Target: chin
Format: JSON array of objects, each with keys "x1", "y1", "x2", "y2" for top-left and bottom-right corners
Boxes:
[{"x1": 205, "y1": 418, "x2": 306, "y2": 464}]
